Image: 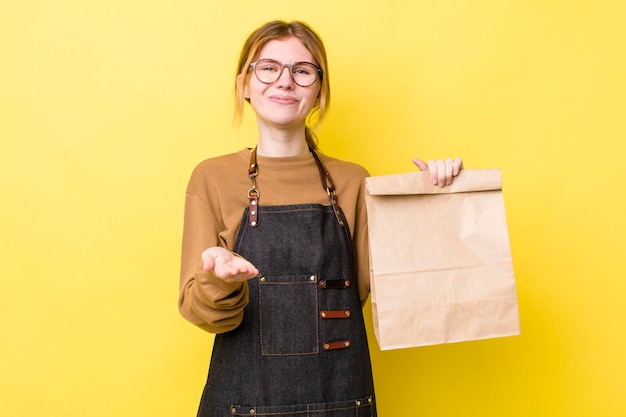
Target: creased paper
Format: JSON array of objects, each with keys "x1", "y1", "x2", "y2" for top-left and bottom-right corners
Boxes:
[{"x1": 365, "y1": 169, "x2": 520, "y2": 350}]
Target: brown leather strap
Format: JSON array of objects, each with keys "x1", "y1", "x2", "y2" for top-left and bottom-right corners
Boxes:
[
  {"x1": 248, "y1": 146, "x2": 259, "y2": 178},
  {"x1": 320, "y1": 279, "x2": 351, "y2": 289},
  {"x1": 320, "y1": 310, "x2": 351, "y2": 319},
  {"x1": 322, "y1": 339, "x2": 351, "y2": 351},
  {"x1": 248, "y1": 194, "x2": 258, "y2": 227},
  {"x1": 246, "y1": 146, "x2": 345, "y2": 228},
  {"x1": 309, "y1": 148, "x2": 344, "y2": 227},
  {"x1": 247, "y1": 148, "x2": 260, "y2": 227}
]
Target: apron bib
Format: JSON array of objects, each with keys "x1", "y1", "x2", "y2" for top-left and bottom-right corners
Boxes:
[{"x1": 197, "y1": 149, "x2": 376, "y2": 417}]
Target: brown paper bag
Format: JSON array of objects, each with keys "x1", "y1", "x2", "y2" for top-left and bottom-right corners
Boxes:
[{"x1": 365, "y1": 169, "x2": 520, "y2": 350}]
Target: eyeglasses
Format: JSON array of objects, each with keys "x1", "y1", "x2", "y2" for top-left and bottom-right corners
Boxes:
[{"x1": 249, "y1": 59, "x2": 322, "y2": 87}]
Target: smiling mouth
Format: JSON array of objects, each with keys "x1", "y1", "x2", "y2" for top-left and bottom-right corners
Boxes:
[{"x1": 270, "y1": 96, "x2": 298, "y2": 105}]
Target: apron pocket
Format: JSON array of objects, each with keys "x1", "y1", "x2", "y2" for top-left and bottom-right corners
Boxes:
[
  {"x1": 231, "y1": 396, "x2": 374, "y2": 417},
  {"x1": 259, "y1": 273, "x2": 319, "y2": 356}
]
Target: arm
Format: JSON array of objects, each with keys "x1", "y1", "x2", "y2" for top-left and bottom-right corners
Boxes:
[
  {"x1": 178, "y1": 192, "x2": 251, "y2": 334},
  {"x1": 352, "y1": 176, "x2": 371, "y2": 306}
]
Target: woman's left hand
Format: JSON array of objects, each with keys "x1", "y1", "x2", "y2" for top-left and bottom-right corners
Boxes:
[{"x1": 412, "y1": 158, "x2": 463, "y2": 187}]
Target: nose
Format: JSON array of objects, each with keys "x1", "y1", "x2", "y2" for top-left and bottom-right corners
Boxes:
[{"x1": 275, "y1": 65, "x2": 295, "y2": 87}]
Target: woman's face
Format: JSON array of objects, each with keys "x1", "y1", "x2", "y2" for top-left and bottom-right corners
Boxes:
[{"x1": 244, "y1": 37, "x2": 321, "y2": 132}]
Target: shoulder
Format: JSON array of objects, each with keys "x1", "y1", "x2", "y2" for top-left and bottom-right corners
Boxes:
[
  {"x1": 186, "y1": 148, "x2": 250, "y2": 194},
  {"x1": 319, "y1": 153, "x2": 370, "y2": 179},
  {"x1": 192, "y1": 148, "x2": 250, "y2": 175}
]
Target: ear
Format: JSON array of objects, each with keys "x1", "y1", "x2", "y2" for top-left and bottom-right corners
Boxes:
[{"x1": 237, "y1": 74, "x2": 250, "y2": 99}]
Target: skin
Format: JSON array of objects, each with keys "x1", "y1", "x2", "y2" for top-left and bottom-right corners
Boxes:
[
  {"x1": 413, "y1": 157, "x2": 464, "y2": 186},
  {"x1": 203, "y1": 36, "x2": 463, "y2": 281},
  {"x1": 241, "y1": 37, "x2": 321, "y2": 158}
]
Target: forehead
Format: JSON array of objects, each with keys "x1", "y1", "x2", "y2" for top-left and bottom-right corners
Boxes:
[{"x1": 257, "y1": 37, "x2": 315, "y2": 64}]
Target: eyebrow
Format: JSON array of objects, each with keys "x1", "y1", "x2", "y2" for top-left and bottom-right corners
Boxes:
[{"x1": 258, "y1": 58, "x2": 318, "y2": 65}]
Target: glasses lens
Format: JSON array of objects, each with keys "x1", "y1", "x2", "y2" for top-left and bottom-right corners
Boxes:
[
  {"x1": 292, "y1": 63, "x2": 318, "y2": 87},
  {"x1": 254, "y1": 59, "x2": 282, "y2": 83},
  {"x1": 253, "y1": 60, "x2": 320, "y2": 87}
]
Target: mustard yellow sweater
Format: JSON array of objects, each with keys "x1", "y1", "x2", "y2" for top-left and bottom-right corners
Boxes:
[{"x1": 179, "y1": 148, "x2": 370, "y2": 333}]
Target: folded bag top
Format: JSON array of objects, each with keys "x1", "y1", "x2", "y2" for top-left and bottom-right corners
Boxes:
[{"x1": 365, "y1": 169, "x2": 502, "y2": 196}]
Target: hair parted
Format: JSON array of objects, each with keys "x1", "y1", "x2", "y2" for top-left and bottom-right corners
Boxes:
[{"x1": 233, "y1": 20, "x2": 330, "y2": 150}]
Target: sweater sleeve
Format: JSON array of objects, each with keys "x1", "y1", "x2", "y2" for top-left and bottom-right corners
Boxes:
[
  {"x1": 178, "y1": 191, "x2": 249, "y2": 334},
  {"x1": 352, "y1": 174, "x2": 371, "y2": 305}
]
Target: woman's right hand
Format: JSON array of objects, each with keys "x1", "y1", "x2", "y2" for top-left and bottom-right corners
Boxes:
[{"x1": 201, "y1": 247, "x2": 259, "y2": 284}]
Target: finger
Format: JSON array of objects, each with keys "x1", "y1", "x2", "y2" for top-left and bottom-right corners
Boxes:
[
  {"x1": 412, "y1": 158, "x2": 429, "y2": 171},
  {"x1": 436, "y1": 159, "x2": 446, "y2": 187},
  {"x1": 227, "y1": 257, "x2": 259, "y2": 277},
  {"x1": 445, "y1": 158, "x2": 454, "y2": 185},
  {"x1": 202, "y1": 250, "x2": 216, "y2": 271},
  {"x1": 428, "y1": 160, "x2": 438, "y2": 184},
  {"x1": 236, "y1": 262, "x2": 259, "y2": 276},
  {"x1": 453, "y1": 157, "x2": 463, "y2": 176},
  {"x1": 219, "y1": 264, "x2": 259, "y2": 283}
]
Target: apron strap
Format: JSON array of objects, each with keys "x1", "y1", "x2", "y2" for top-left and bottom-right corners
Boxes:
[
  {"x1": 246, "y1": 146, "x2": 345, "y2": 228},
  {"x1": 309, "y1": 148, "x2": 345, "y2": 228},
  {"x1": 247, "y1": 147, "x2": 260, "y2": 227}
]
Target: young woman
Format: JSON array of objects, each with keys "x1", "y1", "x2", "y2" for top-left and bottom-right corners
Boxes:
[{"x1": 179, "y1": 20, "x2": 463, "y2": 417}]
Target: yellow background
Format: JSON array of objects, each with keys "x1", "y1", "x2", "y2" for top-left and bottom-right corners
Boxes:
[{"x1": 1, "y1": 1, "x2": 624, "y2": 416}]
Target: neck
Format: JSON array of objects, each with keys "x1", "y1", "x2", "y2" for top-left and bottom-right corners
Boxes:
[{"x1": 256, "y1": 124, "x2": 309, "y2": 157}]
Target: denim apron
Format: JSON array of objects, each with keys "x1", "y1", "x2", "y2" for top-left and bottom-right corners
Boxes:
[{"x1": 196, "y1": 148, "x2": 376, "y2": 417}]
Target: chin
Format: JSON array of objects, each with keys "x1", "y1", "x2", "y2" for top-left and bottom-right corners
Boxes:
[{"x1": 269, "y1": 115, "x2": 306, "y2": 127}]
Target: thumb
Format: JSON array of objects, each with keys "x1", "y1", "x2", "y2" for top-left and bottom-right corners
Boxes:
[
  {"x1": 202, "y1": 250, "x2": 216, "y2": 272},
  {"x1": 412, "y1": 158, "x2": 429, "y2": 171}
]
